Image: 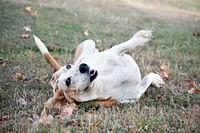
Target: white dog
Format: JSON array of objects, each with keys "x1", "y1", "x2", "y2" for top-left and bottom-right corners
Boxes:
[{"x1": 33, "y1": 29, "x2": 164, "y2": 105}]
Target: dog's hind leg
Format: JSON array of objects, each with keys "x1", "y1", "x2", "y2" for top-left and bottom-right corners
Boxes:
[
  {"x1": 110, "y1": 29, "x2": 153, "y2": 55},
  {"x1": 73, "y1": 40, "x2": 98, "y2": 64},
  {"x1": 120, "y1": 72, "x2": 164, "y2": 103}
]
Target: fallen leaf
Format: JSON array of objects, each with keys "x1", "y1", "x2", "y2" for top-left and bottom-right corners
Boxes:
[
  {"x1": 66, "y1": 119, "x2": 86, "y2": 127},
  {"x1": 41, "y1": 74, "x2": 48, "y2": 81},
  {"x1": 31, "y1": 11, "x2": 37, "y2": 16},
  {"x1": 62, "y1": 106, "x2": 73, "y2": 116},
  {"x1": 182, "y1": 80, "x2": 196, "y2": 88},
  {"x1": 193, "y1": 32, "x2": 200, "y2": 36},
  {"x1": 0, "y1": 115, "x2": 10, "y2": 121},
  {"x1": 49, "y1": 44, "x2": 57, "y2": 51},
  {"x1": 24, "y1": 6, "x2": 37, "y2": 16},
  {"x1": 22, "y1": 25, "x2": 31, "y2": 31},
  {"x1": 90, "y1": 121, "x2": 102, "y2": 129},
  {"x1": 188, "y1": 88, "x2": 195, "y2": 94},
  {"x1": 183, "y1": 80, "x2": 200, "y2": 94},
  {"x1": 83, "y1": 27, "x2": 89, "y2": 36},
  {"x1": 88, "y1": 113, "x2": 102, "y2": 129},
  {"x1": 32, "y1": 114, "x2": 39, "y2": 121},
  {"x1": 55, "y1": 105, "x2": 73, "y2": 120},
  {"x1": 195, "y1": 88, "x2": 200, "y2": 93},
  {"x1": 29, "y1": 108, "x2": 53, "y2": 127},
  {"x1": 15, "y1": 73, "x2": 23, "y2": 79},
  {"x1": 159, "y1": 63, "x2": 170, "y2": 80},
  {"x1": 155, "y1": 94, "x2": 164, "y2": 101},
  {"x1": 25, "y1": 6, "x2": 32, "y2": 13},
  {"x1": 0, "y1": 57, "x2": 7, "y2": 66},
  {"x1": 18, "y1": 97, "x2": 27, "y2": 106},
  {"x1": 39, "y1": 108, "x2": 53, "y2": 124},
  {"x1": 53, "y1": 56, "x2": 60, "y2": 61},
  {"x1": 21, "y1": 34, "x2": 30, "y2": 39}
]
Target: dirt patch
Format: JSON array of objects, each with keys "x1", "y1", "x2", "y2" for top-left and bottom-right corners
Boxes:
[
  {"x1": 6, "y1": 0, "x2": 200, "y2": 23},
  {"x1": 120, "y1": 0, "x2": 200, "y2": 22}
]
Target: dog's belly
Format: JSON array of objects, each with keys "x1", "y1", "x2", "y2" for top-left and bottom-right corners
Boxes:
[
  {"x1": 82, "y1": 52, "x2": 140, "y2": 77},
  {"x1": 80, "y1": 52, "x2": 142, "y2": 100}
]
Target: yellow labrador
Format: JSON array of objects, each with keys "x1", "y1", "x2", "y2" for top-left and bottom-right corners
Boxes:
[{"x1": 33, "y1": 29, "x2": 164, "y2": 105}]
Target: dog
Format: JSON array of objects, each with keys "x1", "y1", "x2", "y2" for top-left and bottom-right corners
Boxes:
[{"x1": 33, "y1": 29, "x2": 164, "y2": 106}]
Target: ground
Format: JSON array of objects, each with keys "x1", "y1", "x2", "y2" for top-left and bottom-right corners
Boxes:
[{"x1": 0, "y1": 0, "x2": 200, "y2": 132}]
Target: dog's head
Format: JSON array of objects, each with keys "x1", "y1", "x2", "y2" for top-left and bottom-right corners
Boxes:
[
  {"x1": 51, "y1": 63, "x2": 98, "y2": 94},
  {"x1": 33, "y1": 35, "x2": 98, "y2": 102}
]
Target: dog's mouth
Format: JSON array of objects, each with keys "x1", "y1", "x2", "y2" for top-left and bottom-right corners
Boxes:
[
  {"x1": 89, "y1": 69, "x2": 98, "y2": 83},
  {"x1": 83, "y1": 69, "x2": 98, "y2": 92}
]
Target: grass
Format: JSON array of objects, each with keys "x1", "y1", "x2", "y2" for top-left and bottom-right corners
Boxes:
[{"x1": 0, "y1": 0, "x2": 200, "y2": 132}]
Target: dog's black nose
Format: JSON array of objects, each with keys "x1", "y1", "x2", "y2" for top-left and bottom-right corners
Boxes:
[{"x1": 79, "y1": 63, "x2": 89, "y2": 73}]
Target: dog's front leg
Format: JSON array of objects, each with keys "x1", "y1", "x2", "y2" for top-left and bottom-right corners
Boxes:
[{"x1": 110, "y1": 29, "x2": 153, "y2": 55}]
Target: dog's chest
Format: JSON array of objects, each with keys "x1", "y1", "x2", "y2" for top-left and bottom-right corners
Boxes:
[{"x1": 82, "y1": 52, "x2": 127, "y2": 73}]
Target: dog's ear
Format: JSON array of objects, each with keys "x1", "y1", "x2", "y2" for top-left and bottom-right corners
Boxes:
[
  {"x1": 73, "y1": 40, "x2": 96, "y2": 65},
  {"x1": 33, "y1": 35, "x2": 61, "y2": 71},
  {"x1": 73, "y1": 43, "x2": 84, "y2": 64}
]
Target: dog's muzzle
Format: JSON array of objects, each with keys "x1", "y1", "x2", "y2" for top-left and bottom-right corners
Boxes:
[
  {"x1": 79, "y1": 63, "x2": 98, "y2": 83},
  {"x1": 79, "y1": 63, "x2": 89, "y2": 73}
]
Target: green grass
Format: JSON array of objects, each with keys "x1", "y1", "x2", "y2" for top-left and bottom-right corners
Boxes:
[{"x1": 0, "y1": 0, "x2": 200, "y2": 132}]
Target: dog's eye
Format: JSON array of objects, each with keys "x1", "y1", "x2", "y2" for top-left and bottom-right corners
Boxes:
[
  {"x1": 65, "y1": 78, "x2": 71, "y2": 87},
  {"x1": 66, "y1": 64, "x2": 71, "y2": 69}
]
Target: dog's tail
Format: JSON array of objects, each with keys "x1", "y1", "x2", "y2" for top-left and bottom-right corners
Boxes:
[{"x1": 33, "y1": 35, "x2": 61, "y2": 70}]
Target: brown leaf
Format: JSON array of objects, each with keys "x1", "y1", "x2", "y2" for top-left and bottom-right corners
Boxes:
[
  {"x1": 182, "y1": 80, "x2": 199, "y2": 94},
  {"x1": 62, "y1": 106, "x2": 73, "y2": 116},
  {"x1": 193, "y1": 32, "x2": 200, "y2": 36},
  {"x1": 53, "y1": 56, "x2": 60, "y2": 61},
  {"x1": 182, "y1": 80, "x2": 196, "y2": 88},
  {"x1": 90, "y1": 121, "x2": 102, "y2": 129},
  {"x1": 25, "y1": 6, "x2": 32, "y2": 12},
  {"x1": 194, "y1": 88, "x2": 200, "y2": 93},
  {"x1": 0, "y1": 115, "x2": 10, "y2": 121},
  {"x1": 21, "y1": 34, "x2": 30, "y2": 39},
  {"x1": 55, "y1": 105, "x2": 73, "y2": 120},
  {"x1": 41, "y1": 74, "x2": 48, "y2": 81},
  {"x1": 188, "y1": 88, "x2": 195, "y2": 94},
  {"x1": 83, "y1": 27, "x2": 89, "y2": 36},
  {"x1": 88, "y1": 113, "x2": 102, "y2": 129},
  {"x1": 15, "y1": 73, "x2": 23, "y2": 79},
  {"x1": 49, "y1": 44, "x2": 57, "y2": 51},
  {"x1": 22, "y1": 25, "x2": 31, "y2": 31},
  {"x1": 32, "y1": 114, "x2": 39, "y2": 121},
  {"x1": 0, "y1": 57, "x2": 7, "y2": 66},
  {"x1": 159, "y1": 63, "x2": 170, "y2": 80},
  {"x1": 66, "y1": 119, "x2": 86, "y2": 127},
  {"x1": 155, "y1": 94, "x2": 164, "y2": 101},
  {"x1": 31, "y1": 11, "x2": 37, "y2": 16},
  {"x1": 29, "y1": 108, "x2": 53, "y2": 127},
  {"x1": 25, "y1": 6, "x2": 37, "y2": 16}
]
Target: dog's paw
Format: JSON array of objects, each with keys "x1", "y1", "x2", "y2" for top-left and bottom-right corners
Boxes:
[
  {"x1": 133, "y1": 29, "x2": 153, "y2": 44},
  {"x1": 150, "y1": 73, "x2": 165, "y2": 88}
]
